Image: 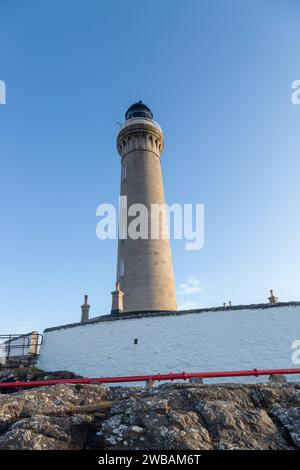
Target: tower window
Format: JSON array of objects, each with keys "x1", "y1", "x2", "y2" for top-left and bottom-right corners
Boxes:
[
  {"x1": 122, "y1": 166, "x2": 127, "y2": 181},
  {"x1": 120, "y1": 260, "x2": 125, "y2": 277}
]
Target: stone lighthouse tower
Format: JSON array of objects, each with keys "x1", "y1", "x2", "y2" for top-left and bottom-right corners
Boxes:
[{"x1": 112, "y1": 101, "x2": 177, "y2": 313}]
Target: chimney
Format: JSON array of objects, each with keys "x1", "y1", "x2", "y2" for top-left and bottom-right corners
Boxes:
[
  {"x1": 111, "y1": 281, "x2": 124, "y2": 314},
  {"x1": 268, "y1": 289, "x2": 279, "y2": 304},
  {"x1": 81, "y1": 295, "x2": 90, "y2": 323}
]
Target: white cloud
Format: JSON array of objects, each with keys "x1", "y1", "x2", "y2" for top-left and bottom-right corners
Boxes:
[{"x1": 178, "y1": 275, "x2": 202, "y2": 295}]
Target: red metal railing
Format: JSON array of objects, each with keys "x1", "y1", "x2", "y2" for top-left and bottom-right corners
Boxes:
[{"x1": 0, "y1": 367, "x2": 299, "y2": 389}]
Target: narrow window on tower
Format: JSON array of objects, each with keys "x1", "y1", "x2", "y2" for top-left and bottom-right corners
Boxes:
[
  {"x1": 120, "y1": 260, "x2": 125, "y2": 277},
  {"x1": 122, "y1": 166, "x2": 127, "y2": 181}
]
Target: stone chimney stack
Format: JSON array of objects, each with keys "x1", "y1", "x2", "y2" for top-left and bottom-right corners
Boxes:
[
  {"x1": 112, "y1": 101, "x2": 177, "y2": 313},
  {"x1": 268, "y1": 289, "x2": 279, "y2": 304},
  {"x1": 81, "y1": 295, "x2": 90, "y2": 323},
  {"x1": 28, "y1": 331, "x2": 40, "y2": 356},
  {"x1": 111, "y1": 281, "x2": 124, "y2": 314}
]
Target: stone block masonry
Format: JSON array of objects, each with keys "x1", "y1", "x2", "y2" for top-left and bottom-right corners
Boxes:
[{"x1": 113, "y1": 101, "x2": 177, "y2": 312}]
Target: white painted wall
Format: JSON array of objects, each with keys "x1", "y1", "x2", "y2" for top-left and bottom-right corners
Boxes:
[{"x1": 38, "y1": 305, "x2": 300, "y2": 384}]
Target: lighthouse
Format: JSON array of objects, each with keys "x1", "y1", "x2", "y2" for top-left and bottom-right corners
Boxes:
[{"x1": 112, "y1": 101, "x2": 177, "y2": 313}]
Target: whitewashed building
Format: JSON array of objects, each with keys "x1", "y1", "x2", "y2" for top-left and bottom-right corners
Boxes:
[{"x1": 38, "y1": 302, "x2": 300, "y2": 383}]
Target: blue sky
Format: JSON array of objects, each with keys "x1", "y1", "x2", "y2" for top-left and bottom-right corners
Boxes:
[{"x1": 0, "y1": 0, "x2": 300, "y2": 334}]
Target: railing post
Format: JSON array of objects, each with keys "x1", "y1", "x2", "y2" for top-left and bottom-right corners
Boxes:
[
  {"x1": 7, "y1": 335, "x2": 11, "y2": 360},
  {"x1": 268, "y1": 374, "x2": 287, "y2": 383},
  {"x1": 145, "y1": 380, "x2": 155, "y2": 388},
  {"x1": 189, "y1": 377, "x2": 203, "y2": 384}
]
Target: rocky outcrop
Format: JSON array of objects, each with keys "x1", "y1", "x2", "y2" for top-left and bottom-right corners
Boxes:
[
  {"x1": 0, "y1": 367, "x2": 81, "y2": 384},
  {"x1": 0, "y1": 377, "x2": 299, "y2": 450}
]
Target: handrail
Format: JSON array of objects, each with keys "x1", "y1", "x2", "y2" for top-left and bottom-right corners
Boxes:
[
  {"x1": 118, "y1": 117, "x2": 162, "y2": 133},
  {"x1": 0, "y1": 333, "x2": 43, "y2": 360},
  {"x1": 0, "y1": 367, "x2": 299, "y2": 389}
]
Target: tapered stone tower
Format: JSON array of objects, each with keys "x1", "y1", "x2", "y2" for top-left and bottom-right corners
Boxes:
[{"x1": 112, "y1": 101, "x2": 177, "y2": 313}]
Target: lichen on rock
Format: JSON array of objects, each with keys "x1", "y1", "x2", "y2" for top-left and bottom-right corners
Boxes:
[{"x1": 0, "y1": 370, "x2": 299, "y2": 450}]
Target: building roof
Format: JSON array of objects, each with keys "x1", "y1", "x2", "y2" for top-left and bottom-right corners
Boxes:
[
  {"x1": 125, "y1": 101, "x2": 153, "y2": 120},
  {"x1": 44, "y1": 301, "x2": 300, "y2": 333}
]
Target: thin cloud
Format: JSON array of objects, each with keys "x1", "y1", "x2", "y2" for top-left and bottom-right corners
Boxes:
[{"x1": 178, "y1": 275, "x2": 202, "y2": 295}]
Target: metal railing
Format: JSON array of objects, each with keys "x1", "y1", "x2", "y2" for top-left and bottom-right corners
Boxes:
[
  {"x1": 0, "y1": 367, "x2": 299, "y2": 389},
  {"x1": 118, "y1": 117, "x2": 162, "y2": 133},
  {"x1": 0, "y1": 333, "x2": 43, "y2": 364},
  {"x1": 0, "y1": 335, "x2": 30, "y2": 359}
]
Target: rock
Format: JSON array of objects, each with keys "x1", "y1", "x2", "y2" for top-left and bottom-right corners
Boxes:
[
  {"x1": 0, "y1": 414, "x2": 95, "y2": 450},
  {"x1": 0, "y1": 367, "x2": 82, "y2": 386},
  {"x1": 272, "y1": 407, "x2": 300, "y2": 447},
  {"x1": 19, "y1": 383, "x2": 109, "y2": 417},
  {"x1": 0, "y1": 371, "x2": 16, "y2": 383},
  {"x1": 0, "y1": 395, "x2": 26, "y2": 433},
  {"x1": 196, "y1": 401, "x2": 289, "y2": 449},
  {"x1": 0, "y1": 377, "x2": 299, "y2": 450},
  {"x1": 251, "y1": 382, "x2": 300, "y2": 410}
]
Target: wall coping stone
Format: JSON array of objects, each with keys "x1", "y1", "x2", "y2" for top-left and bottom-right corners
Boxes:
[{"x1": 43, "y1": 301, "x2": 300, "y2": 333}]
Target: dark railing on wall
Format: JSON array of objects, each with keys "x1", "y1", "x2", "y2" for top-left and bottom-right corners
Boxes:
[{"x1": 0, "y1": 333, "x2": 43, "y2": 366}]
